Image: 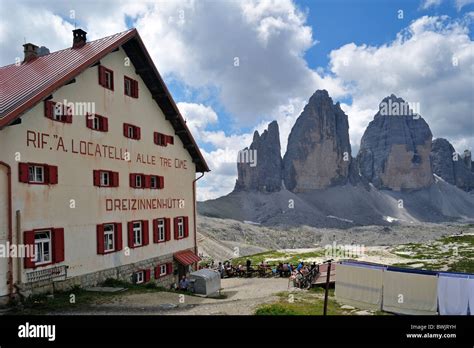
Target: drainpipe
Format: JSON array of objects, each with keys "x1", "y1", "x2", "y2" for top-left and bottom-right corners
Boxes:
[
  {"x1": 192, "y1": 172, "x2": 205, "y2": 268},
  {"x1": 0, "y1": 161, "x2": 13, "y2": 300}
]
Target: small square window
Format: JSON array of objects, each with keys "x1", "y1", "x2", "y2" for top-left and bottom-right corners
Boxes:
[{"x1": 28, "y1": 165, "x2": 44, "y2": 183}]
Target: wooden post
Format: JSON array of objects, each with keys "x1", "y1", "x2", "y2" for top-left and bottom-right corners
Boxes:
[{"x1": 323, "y1": 259, "x2": 333, "y2": 316}]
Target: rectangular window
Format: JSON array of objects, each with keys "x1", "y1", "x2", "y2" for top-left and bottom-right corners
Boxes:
[
  {"x1": 44, "y1": 100, "x2": 72, "y2": 123},
  {"x1": 154, "y1": 132, "x2": 174, "y2": 147},
  {"x1": 160, "y1": 264, "x2": 167, "y2": 276},
  {"x1": 133, "y1": 221, "x2": 142, "y2": 247},
  {"x1": 86, "y1": 114, "x2": 108, "y2": 132},
  {"x1": 177, "y1": 217, "x2": 184, "y2": 239},
  {"x1": 157, "y1": 219, "x2": 165, "y2": 242},
  {"x1": 135, "y1": 175, "x2": 142, "y2": 188},
  {"x1": 103, "y1": 224, "x2": 115, "y2": 253},
  {"x1": 99, "y1": 66, "x2": 114, "y2": 90},
  {"x1": 28, "y1": 165, "x2": 44, "y2": 183},
  {"x1": 93, "y1": 170, "x2": 119, "y2": 187},
  {"x1": 124, "y1": 76, "x2": 139, "y2": 98},
  {"x1": 123, "y1": 123, "x2": 141, "y2": 140},
  {"x1": 19, "y1": 163, "x2": 58, "y2": 185},
  {"x1": 34, "y1": 230, "x2": 52, "y2": 265},
  {"x1": 150, "y1": 175, "x2": 157, "y2": 189},
  {"x1": 135, "y1": 271, "x2": 144, "y2": 284}
]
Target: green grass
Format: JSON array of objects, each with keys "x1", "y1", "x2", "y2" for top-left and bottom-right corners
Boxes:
[{"x1": 11, "y1": 279, "x2": 174, "y2": 315}]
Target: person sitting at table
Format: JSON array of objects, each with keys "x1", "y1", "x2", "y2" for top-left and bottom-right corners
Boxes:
[{"x1": 179, "y1": 276, "x2": 189, "y2": 291}]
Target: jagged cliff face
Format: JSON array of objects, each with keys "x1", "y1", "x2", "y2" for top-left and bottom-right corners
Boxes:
[
  {"x1": 431, "y1": 138, "x2": 474, "y2": 191},
  {"x1": 282, "y1": 90, "x2": 352, "y2": 192},
  {"x1": 357, "y1": 95, "x2": 433, "y2": 191},
  {"x1": 235, "y1": 121, "x2": 282, "y2": 192}
]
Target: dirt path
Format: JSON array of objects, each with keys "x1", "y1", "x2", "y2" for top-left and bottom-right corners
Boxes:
[{"x1": 52, "y1": 278, "x2": 293, "y2": 315}]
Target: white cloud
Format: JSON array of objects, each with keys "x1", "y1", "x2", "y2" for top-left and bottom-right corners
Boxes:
[
  {"x1": 420, "y1": 0, "x2": 443, "y2": 10},
  {"x1": 328, "y1": 15, "x2": 474, "y2": 155}
]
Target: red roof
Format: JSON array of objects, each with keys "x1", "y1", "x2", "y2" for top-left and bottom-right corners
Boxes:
[
  {"x1": 0, "y1": 28, "x2": 209, "y2": 172},
  {"x1": 174, "y1": 250, "x2": 201, "y2": 266}
]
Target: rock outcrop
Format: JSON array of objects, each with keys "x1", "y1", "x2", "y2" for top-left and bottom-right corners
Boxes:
[
  {"x1": 235, "y1": 121, "x2": 282, "y2": 192},
  {"x1": 283, "y1": 90, "x2": 352, "y2": 192},
  {"x1": 357, "y1": 95, "x2": 433, "y2": 191},
  {"x1": 431, "y1": 138, "x2": 474, "y2": 191}
]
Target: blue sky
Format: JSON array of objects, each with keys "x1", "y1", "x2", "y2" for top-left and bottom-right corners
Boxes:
[{"x1": 1, "y1": 0, "x2": 473, "y2": 199}]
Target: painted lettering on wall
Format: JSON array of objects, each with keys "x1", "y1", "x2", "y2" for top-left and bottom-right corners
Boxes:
[
  {"x1": 26, "y1": 130, "x2": 188, "y2": 169},
  {"x1": 105, "y1": 198, "x2": 185, "y2": 211}
]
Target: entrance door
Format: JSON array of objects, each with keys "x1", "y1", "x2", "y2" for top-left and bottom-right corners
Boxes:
[
  {"x1": 178, "y1": 264, "x2": 189, "y2": 279},
  {"x1": 0, "y1": 166, "x2": 9, "y2": 298}
]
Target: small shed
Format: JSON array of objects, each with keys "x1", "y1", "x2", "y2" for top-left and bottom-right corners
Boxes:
[{"x1": 189, "y1": 269, "x2": 221, "y2": 296}]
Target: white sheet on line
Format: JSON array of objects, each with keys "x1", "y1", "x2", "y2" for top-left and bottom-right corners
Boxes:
[{"x1": 437, "y1": 273, "x2": 469, "y2": 315}]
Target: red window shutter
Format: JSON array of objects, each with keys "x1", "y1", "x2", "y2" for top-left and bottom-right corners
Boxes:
[
  {"x1": 159, "y1": 176, "x2": 164, "y2": 189},
  {"x1": 64, "y1": 106, "x2": 73, "y2": 123},
  {"x1": 133, "y1": 80, "x2": 139, "y2": 98},
  {"x1": 24, "y1": 231, "x2": 36, "y2": 268},
  {"x1": 97, "y1": 224, "x2": 105, "y2": 254},
  {"x1": 102, "y1": 116, "x2": 108, "y2": 132},
  {"x1": 93, "y1": 170, "x2": 101, "y2": 187},
  {"x1": 153, "y1": 132, "x2": 158, "y2": 145},
  {"x1": 47, "y1": 165, "x2": 58, "y2": 185},
  {"x1": 52, "y1": 228, "x2": 65, "y2": 263},
  {"x1": 44, "y1": 100, "x2": 52, "y2": 118},
  {"x1": 123, "y1": 123, "x2": 129, "y2": 137},
  {"x1": 167, "y1": 136, "x2": 174, "y2": 145},
  {"x1": 111, "y1": 171, "x2": 119, "y2": 187},
  {"x1": 174, "y1": 218, "x2": 179, "y2": 240},
  {"x1": 98, "y1": 66, "x2": 106, "y2": 86},
  {"x1": 165, "y1": 218, "x2": 171, "y2": 241},
  {"x1": 142, "y1": 220, "x2": 149, "y2": 246},
  {"x1": 19, "y1": 163, "x2": 29, "y2": 183},
  {"x1": 152, "y1": 219, "x2": 158, "y2": 243},
  {"x1": 184, "y1": 216, "x2": 189, "y2": 238},
  {"x1": 115, "y1": 223, "x2": 123, "y2": 251},
  {"x1": 129, "y1": 173, "x2": 136, "y2": 188},
  {"x1": 144, "y1": 175, "x2": 151, "y2": 189},
  {"x1": 135, "y1": 127, "x2": 141, "y2": 140},
  {"x1": 144, "y1": 269, "x2": 151, "y2": 283},
  {"x1": 128, "y1": 222, "x2": 134, "y2": 248},
  {"x1": 154, "y1": 266, "x2": 160, "y2": 279},
  {"x1": 86, "y1": 114, "x2": 93, "y2": 129},
  {"x1": 166, "y1": 262, "x2": 173, "y2": 275}
]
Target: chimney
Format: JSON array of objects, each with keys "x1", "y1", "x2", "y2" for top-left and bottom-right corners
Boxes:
[
  {"x1": 72, "y1": 29, "x2": 87, "y2": 48},
  {"x1": 23, "y1": 43, "x2": 38, "y2": 62}
]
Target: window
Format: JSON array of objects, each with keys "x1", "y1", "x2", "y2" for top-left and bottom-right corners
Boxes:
[
  {"x1": 44, "y1": 100, "x2": 72, "y2": 123},
  {"x1": 101, "y1": 172, "x2": 110, "y2": 187},
  {"x1": 173, "y1": 217, "x2": 189, "y2": 240},
  {"x1": 103, "y1": 224, "x2": 115, "y2": 253},
  {"x1": 130, "y1": 174, "x2": 146, "y2": 188},
  {"x1": 123, "y1": 123, "x2": 141, "y2": 140},
  {"x1": 19, "y1": 163, "x2": 58, "y2": 185},
  {"x1": 177, "y1": 217, "x2": 184, "y2": 239},
  {"x1": 155, "y1": 263, "x2": 172, "y2": 279},
  {"x1": 29, "y1": 165, "x2": 44, "y2": 183},
  {"x1": 154, "y1": 132, "x2": 174, "y2": 147},
  {"x1": 93, "y1": 170, "x2": 119, "y2": 187},
  {"x1": 135, "y1": 271, "x2": 144, "y2": 284},
  {"x1": 97, "y1": 223, "x2": 122, "y2": 254},
  {"x1": 24, "y1": 228, "x2": 64, "y2": 268},
  {"x1": 150, "y1": 176, "x2": 157, "y2": 189},
  {"x1": 86, "y1": 113, "x2": 108, "y2": 132},
  {"x1": 133, "y1": 222, "x2": 142, "y2": 247},
  {"x1": 99, "y1": 66, "x2": 114, "y2": 90},
  {"x1": 135, "y1": 175, "x2": 142, "y2": 188},
  {"x1": 34, "y1": 230, "x2": 51, "y2": 265},
  {"x1": 128, "y1": 220, "x2": 149, "y2": 248},
  {"x1": 157, "y1": 219, "x2": 165, "y2": 242},
  {"x1": 124, "y1": 76, "x2": 139, "y2": 98}
]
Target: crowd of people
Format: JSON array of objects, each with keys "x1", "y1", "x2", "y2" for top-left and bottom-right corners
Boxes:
[{"x1": 200, "y1": 259, "x2": 320, "y2": 284}]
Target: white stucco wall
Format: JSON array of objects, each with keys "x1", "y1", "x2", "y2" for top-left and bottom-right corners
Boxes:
[{"x1": 0, "y1": 47, "x2": 198, "y2": 292}]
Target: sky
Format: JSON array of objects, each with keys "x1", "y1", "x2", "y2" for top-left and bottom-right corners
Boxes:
[{"x1": 1, "y1": 0, "x2": 473, "y2": 200}]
